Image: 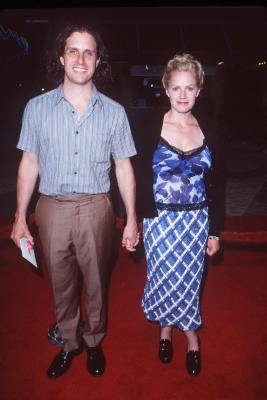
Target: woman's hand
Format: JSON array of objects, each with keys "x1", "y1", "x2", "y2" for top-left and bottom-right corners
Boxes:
[{"x1": 206, "y1": 238, "x2": 220, "y2": 256}]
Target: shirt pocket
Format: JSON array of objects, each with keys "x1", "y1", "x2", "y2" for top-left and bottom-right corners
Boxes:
[{"x1": 87, "y1": 130, "x2": 111, "y2": 163}]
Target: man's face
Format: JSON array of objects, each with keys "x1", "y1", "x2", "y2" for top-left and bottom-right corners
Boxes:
[{"x1": 60, "y1": 31, "x2": 100, "y2": 86}]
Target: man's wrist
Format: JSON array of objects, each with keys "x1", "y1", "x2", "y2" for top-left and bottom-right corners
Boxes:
[
  {"x1": 14, "y1": 212, "x2": 27, "y2": 223},
  {"x1": 125, "y1": 213, "x2": 137, "y2": 223}
]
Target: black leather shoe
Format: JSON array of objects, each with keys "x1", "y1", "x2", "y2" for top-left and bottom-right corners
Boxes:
[
  {"x1": 47, "y1": 347, "x2": 83, "y2": 379},
  {"x1": 186, "y1": 350, "x2": 201, "y2": 376},
  {"x1": 159, "y1": 339, "x2": 173, "y2": 363},
  {"x1": 86, "y1": 345, "x2": 106, "y2": 377}
]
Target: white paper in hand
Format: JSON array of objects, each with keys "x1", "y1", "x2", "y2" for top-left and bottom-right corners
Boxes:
[{"x1": 20, "y1": 237, "x2": 38, "y2": 268}]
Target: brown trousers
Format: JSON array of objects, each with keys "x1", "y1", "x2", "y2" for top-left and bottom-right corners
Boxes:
[{"x1": 35, "y1": 193, "x2": 115, "y2": 351}]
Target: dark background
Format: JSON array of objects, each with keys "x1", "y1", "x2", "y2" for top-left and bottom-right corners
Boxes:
[
  {"x1": 1, "y1": 4, "x2": 267, "y2": 185},
  {"x1": 0, "y1": 6, "x2": 267, "y2": 147}
]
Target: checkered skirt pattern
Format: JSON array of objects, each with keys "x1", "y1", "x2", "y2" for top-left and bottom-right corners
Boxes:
[{"x1": 142, "y1": 207, "x2": 209, "y2": 331}]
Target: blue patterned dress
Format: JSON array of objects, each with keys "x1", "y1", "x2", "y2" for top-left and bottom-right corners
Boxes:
[{"x1": 142, "y1": 137, "x2": 211, "y2": 331}]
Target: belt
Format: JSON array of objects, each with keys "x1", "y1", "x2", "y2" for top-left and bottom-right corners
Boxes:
[
  {"x1": 41, "y1": 193, "x2": 109, "y2": 203},
  {"x1": 156, "y1": 200, "x2": 208, "y2": 212}
]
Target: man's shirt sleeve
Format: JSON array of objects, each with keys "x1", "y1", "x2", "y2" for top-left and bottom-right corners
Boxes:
[
  {"x1": 111, "y1": 106, "x2": 137, "y2": 160},
  {"x1": 17, "y1": 100, "x2": 40, "y2": 155}
]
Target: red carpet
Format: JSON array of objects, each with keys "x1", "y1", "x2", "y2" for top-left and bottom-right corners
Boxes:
[{"x1": 0, "y1": 221, "x2": 267, "y2": 400}]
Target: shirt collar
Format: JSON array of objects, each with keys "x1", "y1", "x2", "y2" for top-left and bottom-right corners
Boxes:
[
  {"x1": 91, "y1": 84, "x2": 103, "y2": 108},
  {"x1": 53, "y1": 83, "x2": 103, "y2": 108},
  {"x1": 53, "y1": 84, "x2": 65, "y2": 106}
]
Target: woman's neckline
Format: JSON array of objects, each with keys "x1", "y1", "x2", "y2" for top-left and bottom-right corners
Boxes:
[{"x1": 160, "y1": 136, "x2": 206, "y2": 156}]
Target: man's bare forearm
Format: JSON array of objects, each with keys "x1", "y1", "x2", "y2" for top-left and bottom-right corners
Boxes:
[
  {"x1": 11, "y1": 152, "x2": 39, "y2": 247},
  {"x1": 114, "y1": 158, "x2": 137, "y2": 222},
  {"x1": 114, "y1": 158, "x2": 139, "y2": 251},
  {"x1": 15, "y1": 151, "x2": 39, "y2": 221}
]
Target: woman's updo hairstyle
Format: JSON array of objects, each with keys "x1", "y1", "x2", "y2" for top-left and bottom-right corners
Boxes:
[{"x1": 162, "y1": 53, "x2": 204, "y2": 90}]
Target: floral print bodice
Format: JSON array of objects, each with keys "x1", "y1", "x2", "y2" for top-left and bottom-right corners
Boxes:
[{"x1": 153, "y1": 137, "x2": 211, "y2": 205}]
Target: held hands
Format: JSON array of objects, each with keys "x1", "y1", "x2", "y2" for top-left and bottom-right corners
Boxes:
[
  {"x1": 206, "y1": 238, "x2": 220, "y2": 256},
  {"x1": 121, "y1": 219, "x2": 139, "y2": 252},
  {"x1": 10, "y1": 217, "x2": 34, "y2": 249}
]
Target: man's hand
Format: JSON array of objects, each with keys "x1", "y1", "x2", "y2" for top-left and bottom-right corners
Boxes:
[
  {"x1": 206, "y1": 238, "x2": 220, "y2": 256},
  {"x1": 11, "y1": 218, "x2": 34, "y2": 249},
  {"x1": 121, "y1": 219, "x2": 139, "y2": 252}
]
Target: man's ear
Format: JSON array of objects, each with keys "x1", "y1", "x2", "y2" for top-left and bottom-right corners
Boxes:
[
  {"x1": 60, "y1": 56, "x2": 64, "y2": 66},
  {"x1": 96, "y1": 58, "x2": 100, "y2": 68},
  {"x1": 196, "y1": 88, "x2": 200, "y2": 97}
]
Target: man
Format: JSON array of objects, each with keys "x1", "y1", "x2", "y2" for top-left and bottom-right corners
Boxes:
[{"x1": 11, "y1": 23, "x2": 139, "y2": 379}]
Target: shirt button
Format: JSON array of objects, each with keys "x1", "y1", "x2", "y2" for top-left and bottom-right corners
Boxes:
[
  {"x1": 75, "y1": 151, "x2": 78, "y2": 155},
  {"x1": 76, "y1": 131, "x2": 79, "y2": 134},
  {"x1": 73, "y1": 190, "x2": 76, "y2": 193},
  {"x1": 74, "y1": 172, "x2": 77, "y2": 175}
]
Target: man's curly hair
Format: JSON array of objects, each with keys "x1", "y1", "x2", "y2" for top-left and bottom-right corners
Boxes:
[{"x1": 45, "y1": 22, "x2": 112, "y2": 85}]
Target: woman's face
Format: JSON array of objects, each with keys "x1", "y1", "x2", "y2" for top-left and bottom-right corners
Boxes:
[{"x1": 165, "y1": 70, "x2": 200, "y2": 114}]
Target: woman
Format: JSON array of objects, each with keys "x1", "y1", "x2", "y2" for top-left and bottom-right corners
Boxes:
[{"x1": 140, "y1": 53, "x2": 225, "y2": 376}]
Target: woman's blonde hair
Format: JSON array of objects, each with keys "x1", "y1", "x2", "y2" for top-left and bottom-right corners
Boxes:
[{"x1": 162, "y1": 53, "x2": 204, "y2": 89}]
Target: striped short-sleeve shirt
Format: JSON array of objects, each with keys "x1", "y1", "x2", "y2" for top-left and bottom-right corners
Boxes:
[{"x1": 17, "y1": 85, "x2": 137, "y2": 195}]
